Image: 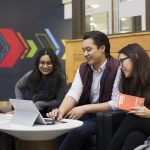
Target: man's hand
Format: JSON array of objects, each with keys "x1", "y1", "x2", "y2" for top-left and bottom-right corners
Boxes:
[
  {"x1": 46, "y1": 96, "x2": 77, "y2": 120},
  {"x1": 65, "y1": 106, "x2": 86, "y2": 119},
  {"x1": 46, "y1": 109, "x2": 63, "y2": 120},
  {"x1": 129, "y1": 106, "x2": 150, "y2": 118}
]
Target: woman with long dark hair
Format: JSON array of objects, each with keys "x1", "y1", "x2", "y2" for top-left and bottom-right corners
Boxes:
[
  {"x1": 15, "y1": 48, "x2": 68, "y2": 117},
  {"x1": 108, "y1": 43, "x2": 150, "y2": 150}
]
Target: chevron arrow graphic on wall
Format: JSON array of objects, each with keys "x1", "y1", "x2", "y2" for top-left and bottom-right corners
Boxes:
[
  {"x1": 26, "y1": 40, "x2": 38, "y2": 58},
  {"x1": 0, "y1": 29, "x2": 24, "y2": 68},
  {"x1": 0, "y1": 33, "x2": 9, "y2": 63},
  {"x1": 17, "y1": 32, "x2": 30, "y2": 59},
  {"x1": 45, "y1": 28, "x2": 61, "y2": 55},
  {"x1": 0, "y1": 27, "x2": 65, "y2": 68}
]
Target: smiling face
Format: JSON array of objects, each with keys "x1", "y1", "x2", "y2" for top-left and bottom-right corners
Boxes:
[
  {"x1": 82, "y1": 38, "x2": 106, "y2": 69},
  {"x1": 38, "y1": 54, "x2": 53, "y2": 76},
  {"x1": 119, "y1": 53, "x2": 133, "y2": 78}
]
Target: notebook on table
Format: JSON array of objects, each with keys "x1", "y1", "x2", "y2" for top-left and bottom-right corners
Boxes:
[
  {"x1": 116, "y1": 93, "x2": 145, "y2": 111},
  {"x1": 9, "y1": 98, "x2": 66, "y2": 126}
]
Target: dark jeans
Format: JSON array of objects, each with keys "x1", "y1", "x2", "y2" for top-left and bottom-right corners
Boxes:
[
  {"x1": 0, "y1": 132, "x2": 5, "y2": 150},
  {"x1": 0, "y1": 132, "x2": 15, "y2": 150},
  {"x1": 108, "y1": 115, "x2": 150, "y2": 150},
  {"x1": 57, "y1": 113, "x2": 96, "y2": 150}
]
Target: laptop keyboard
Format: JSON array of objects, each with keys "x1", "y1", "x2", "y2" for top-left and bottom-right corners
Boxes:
[{"x1": 44, "y1": 118, "x2": 66, "y2": 125}]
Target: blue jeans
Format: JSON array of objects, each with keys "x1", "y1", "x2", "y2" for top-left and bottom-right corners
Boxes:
[{"x1": 57, "y1": 113, "x2": 96, "y2": 150}]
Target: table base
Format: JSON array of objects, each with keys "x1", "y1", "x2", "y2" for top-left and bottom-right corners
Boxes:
[{"x1": 16, "y1": 139, "x2": 58, "y2": 150}]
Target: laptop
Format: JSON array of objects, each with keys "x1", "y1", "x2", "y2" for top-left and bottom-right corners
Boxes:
[{"x1": 9, "y1": 98, "x2": 65, "y2": 126}]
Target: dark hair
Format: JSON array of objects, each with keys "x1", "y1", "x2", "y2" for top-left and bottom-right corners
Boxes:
[
  {"x1": 83, "y1": 31, "x2": 110, "y2": 58},
  {"x1": 25, "y1": 48, "x2": 65, "y2": 93},
  {"x1": 119, "y1": 43, "x2": 150, "y2": 106}
]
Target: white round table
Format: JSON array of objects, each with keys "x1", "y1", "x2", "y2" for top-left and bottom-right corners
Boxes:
[{"x1": 0, "y1": 113, "x2": 83, "y2": 150}]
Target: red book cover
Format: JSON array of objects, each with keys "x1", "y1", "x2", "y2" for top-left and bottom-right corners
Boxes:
[{"x1": 116, "y1": 93, "x2": 145, "y2": 111}]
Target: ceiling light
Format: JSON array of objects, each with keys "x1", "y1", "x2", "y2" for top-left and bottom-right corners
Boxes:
[
  {"x1": 90, "y1": 4, "x2": 99, "y2": 9},
  {"x1": 90, "y1": 17, "x2": 93, "y2": 22},
  {"x1": 121, "y1": 18, "x2": 127, "y2": 21}
]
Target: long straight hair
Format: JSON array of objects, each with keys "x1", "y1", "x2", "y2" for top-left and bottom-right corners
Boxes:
[
  {"x1": 25, "y1": 48, "x2": 65, "y2": 94},
  {"x1": 119, "y1": 43, "x2": 150, "y2": 106}
]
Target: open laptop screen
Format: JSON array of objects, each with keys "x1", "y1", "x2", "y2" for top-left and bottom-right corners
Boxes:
[{"x1": 9, "y1": 99, "x2": 65, "y2": 126}]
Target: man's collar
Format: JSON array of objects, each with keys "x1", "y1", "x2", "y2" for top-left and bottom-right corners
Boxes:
[{"x1": 91, "y1": 59, "x2": 107, "y2": 73}]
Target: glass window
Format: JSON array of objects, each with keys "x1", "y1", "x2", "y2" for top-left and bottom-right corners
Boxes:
[
  {"x1": 84, "y1": 0, "x2": 146, "y2": 34},
  {"x1": 120, "y1": 0, "x2": 133, "y2": 2},
  {"x1": 86, "y1": 12, "x2": 108, "y2": 34},
  {"x1": 120, "y1": 16, "x2": 142, "y2": 33},
  {"x1": 85, "y1": 0, "x2": 111, "y2": 34},
  {"x1": 63, "y1": 0, "x2": 148, "y2": 35}
]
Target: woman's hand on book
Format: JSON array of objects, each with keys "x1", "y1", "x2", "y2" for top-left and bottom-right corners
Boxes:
[{"x1": 129, "y1": 106, "x2": 150, "y2": 118}]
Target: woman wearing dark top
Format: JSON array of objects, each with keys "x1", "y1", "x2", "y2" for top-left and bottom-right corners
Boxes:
[
  {"x1": 108, "y1": 43, "x2": 150, "y2": 150},
  {"x1": 15, "y1": 48, "x2": 68, "y2": 117}
]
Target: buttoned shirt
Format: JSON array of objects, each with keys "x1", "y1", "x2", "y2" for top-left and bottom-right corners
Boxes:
[{"x1": 66, "y1": 60, "x2": 121, "y2": 110}]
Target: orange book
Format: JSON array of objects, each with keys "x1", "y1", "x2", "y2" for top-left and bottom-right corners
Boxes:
[{"x1": 116, "y1": 93, "x2": 144, "y2": 111}]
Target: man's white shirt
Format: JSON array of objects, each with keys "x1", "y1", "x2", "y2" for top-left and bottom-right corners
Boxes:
[{"x1": 66, "y1": 60, "x2": 121, "y2": 110}]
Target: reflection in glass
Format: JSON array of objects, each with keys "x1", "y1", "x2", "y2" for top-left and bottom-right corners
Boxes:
[
  {"x1": 120, "y1": 17, "x2": 132, "y2": 33},
  {"x1": 120, "y1": 0, "x2": 133, "y2": 2},
  {"x1": 85, "y1": 12, "x2": 108, "y2": 34},
  {"x1": 120, "y1": 16, "x2": 142, "y2": 33},
  {"x1": 68, "y1": 0, "x2": 146, "y2": 34}
]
